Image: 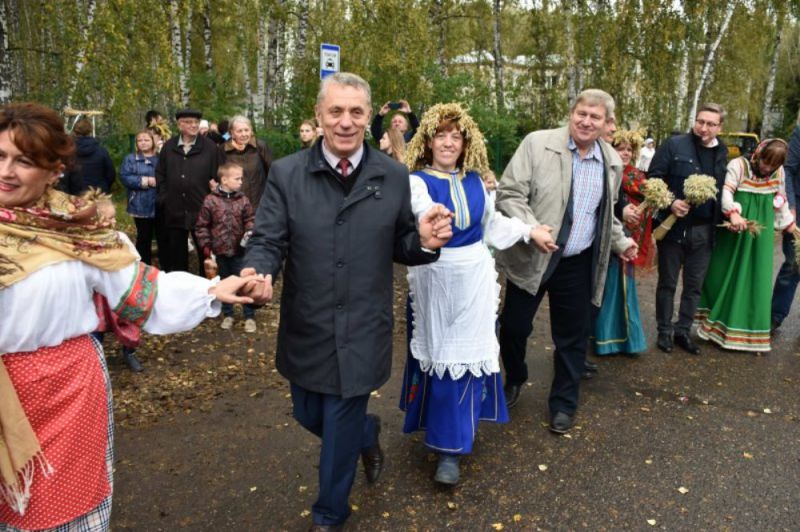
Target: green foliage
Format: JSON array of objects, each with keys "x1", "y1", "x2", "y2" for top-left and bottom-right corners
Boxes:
[{"x1": 4, "y1": 0, "x2": 798, "y2": 155}]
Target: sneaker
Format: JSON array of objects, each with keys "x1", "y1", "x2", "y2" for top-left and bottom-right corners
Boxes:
[
  {"x1": 244, "y1": 319, "x2": 257, "y2": 333},
  {"x1": 434, "y1": 454, "x2": 460, "y2": 485},
  {"x1": 221, "y1": 317, "x2": 234, "y2": 330}
]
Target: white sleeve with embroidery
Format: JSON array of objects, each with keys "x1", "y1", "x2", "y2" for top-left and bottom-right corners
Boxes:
[
  {"x1": 722, "y1": 159, "x2": 744, "y2": 216},
  {"x1": 87, "y1": 262, "x2": 221, "y2": 334},
  {"x1": 481, "y1": 184, "x2": 533, "y2": 250},
  {"x1": 775, "y1": 168, "x2": 795, "y2": 231}
]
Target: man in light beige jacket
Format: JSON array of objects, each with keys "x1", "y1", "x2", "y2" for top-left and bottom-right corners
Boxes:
[{"x1": 495, "y1": 89, "x2": 637, "y2": 434}]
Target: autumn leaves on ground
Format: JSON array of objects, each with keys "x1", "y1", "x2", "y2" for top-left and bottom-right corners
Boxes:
[{"x1": 110, "y1": 267, "x2": 800, "y2": 530}]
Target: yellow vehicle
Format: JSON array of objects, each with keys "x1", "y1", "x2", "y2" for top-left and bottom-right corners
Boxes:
[{"x1": 719, "y1": 132, "x2": 759, "y2": 161}]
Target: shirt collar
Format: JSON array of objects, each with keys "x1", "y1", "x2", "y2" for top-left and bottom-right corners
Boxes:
[
  {"x1": 178, "y1": 135, "x2": 198, "y2": 148},
  {"x1": 567, "y1": 137, "x2": 603, "y2": 161},
  {"x1": 321, "y1": 140, "x2": 364, "y2": 173}
]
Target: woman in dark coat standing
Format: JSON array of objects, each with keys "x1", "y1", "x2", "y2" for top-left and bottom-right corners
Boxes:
[
  {"x1": 67, "y1": 118, "x2": 116, "y2": 193},
  {"x1": 220, "y1": 115, "x2": 271, "y2": 210}
]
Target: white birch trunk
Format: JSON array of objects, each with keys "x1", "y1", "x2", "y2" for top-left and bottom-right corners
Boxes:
[
  {"x1": 673, "y1": 45, "x2": 689, "y2": 131},
  {"x1": 169, "y1": 0, "x2": 188, "y2": 107},
  {"x1": 202, "y1": 0, "x2": 213, "y2": 73},
  {"x1": 295, "y1": 0, "x2": 309, "y2": 64},
  {"x1": 429, "y1": 0, "x2": 447, "y2": 75},
  {"x1": 760, "y1": 12, "x2": 784, "y2": 137},
  {"x1": 183, "y1": 1, "x2": 193, "y2": 105},
  {"x1": 492, "y1": 0, "x2": 505, "y2": 111},
  {"x1": 687, "y1": 3, "x2": 735, "y2": 129},
  {"x1": 255, "y1": 11, "x2": 267, "y2": 128},
  {"x1": 64, "y1": 0, "x2": 97, "y2": 108},
  {"x1": 0, "y1": 0, "x2": 12, "y2": 104},
  {"x1": 563, "y1": 0, "x2": 578, "y2": 107},
  {"x1": 264, "y1": 1, "x2": 286, "y2": 127}
]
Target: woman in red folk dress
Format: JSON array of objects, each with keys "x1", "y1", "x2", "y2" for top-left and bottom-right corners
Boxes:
[{"x1": 0, "y1": 103, "x2": 255, "y2": 531}]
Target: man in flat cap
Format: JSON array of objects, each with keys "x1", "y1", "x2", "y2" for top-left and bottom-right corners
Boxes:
[{"x1": 156, "y1": 108, "x2": 220, "y2": 272}]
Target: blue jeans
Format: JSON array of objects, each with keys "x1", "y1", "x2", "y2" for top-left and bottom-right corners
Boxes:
[
  {"x1": 216, "y1": 254, "x2": 256, "y2": 319},
  {"x1": 771, "y1": 232, "x2": 800, "y2": 326}
]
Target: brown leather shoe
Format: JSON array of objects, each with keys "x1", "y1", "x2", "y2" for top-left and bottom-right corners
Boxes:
[
  {"x1": 308, "y1": 523, "x2": 344, "y2": 532},
  {"x1": 361, "y1": 414, "x2": 384, "y2": 483}
]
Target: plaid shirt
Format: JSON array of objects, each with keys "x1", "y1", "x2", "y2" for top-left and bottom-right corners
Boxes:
[{"x1": 563, "y1": 138, "x2": 604, "y2": 257}]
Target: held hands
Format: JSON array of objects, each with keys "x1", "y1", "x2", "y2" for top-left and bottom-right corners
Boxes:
[
  {"x1": 419, "y1": 204, "x2": 453, "y2": 250},
  {"x1": 208, "y1": 274, "x2": 261, "y2": 304},
  {"x1": 671, "y1": 199, "x2": 690, "y2": 218},
  {"x1": 239, "y1": 267, "x2": 274, "y2": 305},
  {"x1": 622, "y1": 204, "x2": 641, "y2": 225},
  {"x1": 530, "y1": 225, "x2": 558, "y2": 253},
  {"x1": 728, "y1": 212, "x2": 748, "y2": 233},
  {"x1": 619, "y1": 242, "x2": 639, "y2": 262}
]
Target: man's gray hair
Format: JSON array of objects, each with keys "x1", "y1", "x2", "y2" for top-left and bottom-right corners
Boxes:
[
  {"x1": 317, "y1": 72, "x2": 372, "y2": 108},
  {"x1": 571, "y1": 89, "x2": 615, "y2": 119},
  {"x1": 697, "y1": 103, "x2": 726, "y2": 123},
  {"x1": 229, "y1": 114, "x2": 252, "y2": 130}
]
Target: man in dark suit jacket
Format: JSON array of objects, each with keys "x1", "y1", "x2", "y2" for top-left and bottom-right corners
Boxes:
[
  {"x1": 155, "y1": 108, "x2": 219, "y2": 273},
  {"x1": 648, "y1": 103, "x2": 728, "y2": 355},
  {"x1": 242, "y1": 73, "x2": 452, "y2": 531}
]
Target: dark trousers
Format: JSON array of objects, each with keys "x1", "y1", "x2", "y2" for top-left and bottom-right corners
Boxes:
[
  {"x1": 771, "y1": 232, "x2": 800, "y2": 326},
  {"x1": 498, "y1": 249, "x2": 593, "y2": 416},
  {"x1": 655, "y1": 224, "x2": 712, "y2": 336},
  {"x1": 133, "y1": 217, "x2": 156, "y2": 265},
  {"x1": 290, "y1": 383, "x2": 378, "y2": 526},
  {"x1": 157, "y1": 227, "x2": 202, "y2": 274},
  {"x1": 216, "y1": 254, "x2": 255, "y2": 319}
]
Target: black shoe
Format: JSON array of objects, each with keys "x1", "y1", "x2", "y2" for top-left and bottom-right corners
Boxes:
[
  {"x1": 771, "y1": 319, "x2": 781, "y2": 333},
  {"x1": 657, "y1": 333, "x2": 673, "y2": 353},
  {"x1": 549, "y1": 411, "x2": 574, "y2": 434},
  {"x1": 361, "y1": 414, "x2": 384, "y2": 483},
  {"x1": 584, "y1": 359, "x2": 599, "y2": 373},
  {"x1": 674, "y1": 333, "x2": 700, "y2": 355},
  {"x1": 309, "y1": 524, "x2": 344, "y2": 532},
  {"x1": 503, "y1": 383, "x2": 522, "y2": 409},
  {"x1": 123, "y1": 351, "x2": 144, "y2": 372}
]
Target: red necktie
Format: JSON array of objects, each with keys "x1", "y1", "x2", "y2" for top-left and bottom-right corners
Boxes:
[{"x1": 338, "y1": 158, "x2": 350, "y2": 178}]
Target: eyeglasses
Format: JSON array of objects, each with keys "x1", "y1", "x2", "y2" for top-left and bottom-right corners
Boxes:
[{"x1": 695, "y1": 119, "x2": 720, "y2": 128}]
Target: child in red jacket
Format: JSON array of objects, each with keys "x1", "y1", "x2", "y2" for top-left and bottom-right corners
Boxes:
[{"x1": 195, "y1": 163, "x2": 257, "y2": 332}]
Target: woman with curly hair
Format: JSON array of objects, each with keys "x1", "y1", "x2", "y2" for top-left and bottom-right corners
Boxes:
[
  {"x1": 399, "y1": 103, "x2": 536, "y2": 485},
  {"x1": 592, "y1": 130, "x2": 650, "y2": 357}
]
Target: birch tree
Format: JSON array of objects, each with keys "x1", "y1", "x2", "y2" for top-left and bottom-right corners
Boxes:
[
  {"x1": 492, "y1": 0, "x2": 505, "y2": 111},
  {"x1": 687, "y1": 2, "x2": 735, "y2": 129},
  {"x1": 169, "y1": 0, "x2": 189, "y2": 106},
  {"x1": 0, "y1": 0, "x2": 12, "y2": 103},
  {"x1": 64, "y1": 0, "x2": 97, "y2": 108},
  {"x1": 760, "y1": 4, "x2": 786, "y2": 136}
]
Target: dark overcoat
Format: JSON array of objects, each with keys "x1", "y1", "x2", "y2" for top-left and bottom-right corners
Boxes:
[
  {"x1": 244, "y1": 142, "x2": 438, "y2": 398},
  {"x1": 156, "y1": 135, "x2": 220, "y2": 230}
]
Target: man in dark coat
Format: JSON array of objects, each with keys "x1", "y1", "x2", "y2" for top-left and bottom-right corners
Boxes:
[
  {"x1": 155, "y1": 108, "x2": 220, "y2": 273},
  {"x1": 242, "y1": 72, "x2": 452, "y2": 531},
  {"x1": 649, "y1": 103, "x2": 728, "y2": 355}
]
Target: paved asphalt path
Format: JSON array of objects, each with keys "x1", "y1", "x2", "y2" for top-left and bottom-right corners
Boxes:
[{"x1": 112, "y1": 251, "x2": 800, "y2": 531}]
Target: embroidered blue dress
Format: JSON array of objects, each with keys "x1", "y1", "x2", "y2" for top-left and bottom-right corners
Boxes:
[{"x1": 400, "y1": 169, "x2": 525, "y2": 455}]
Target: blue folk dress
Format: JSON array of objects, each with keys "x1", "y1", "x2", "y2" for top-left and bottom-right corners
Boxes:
[{"x1": 399, "y1": 168, "x2": 518, "y2": 456}]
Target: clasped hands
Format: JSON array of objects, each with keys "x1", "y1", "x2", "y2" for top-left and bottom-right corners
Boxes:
[{"x1": 528, "y1": 224, "x2": 638, "y2": 262}]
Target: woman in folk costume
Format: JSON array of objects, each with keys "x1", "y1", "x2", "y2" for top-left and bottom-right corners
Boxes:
[
  {"x1": 399, "y1": 103, "x2": 536, "y2": 485},
  {"x1": 696, "y1": 138, "x2": 794, "y2": 352},
  {"x1": 0, "y1": 103, "x2": 255, "y2": 531},
  {"x1": 593, "y1": 130, "x2": 651, "y2": 357}
]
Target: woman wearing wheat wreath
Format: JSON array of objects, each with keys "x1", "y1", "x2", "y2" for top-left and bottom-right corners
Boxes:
[{"x1": 696, "y1": 139, "x2": 793, "y2": 352}]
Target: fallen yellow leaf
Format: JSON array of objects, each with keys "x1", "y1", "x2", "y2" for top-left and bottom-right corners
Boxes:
[
  {"x1": 382, "y1": 512, "x2": 390, "y2": 518},
  {"x1": 647, "y1": 518, "x2": 656, "y2": 526},
  {"x1": 249, "y1": 486, "x2": 257, "y2": 492},
  {"x1": 678, "y1": 486, "x2": 689, "y2": 494},
  {"x1": 513, "y1": 514, "x2": 522, "y2": 522},
  {"x1": 538, "y1": 464, "x2": 548, "y2": 471},
  {"x1": 743, "y1": 452, "x2": 753, "y2": 459},
  {"x1": 446, "y1": 502, "x2": 457, "y2": 510},
  {"x1": 492, "y1": 524, "x2": 504, "y2": 530},
  {"x1": 301, "y1": 510, "x2": 310, "y2": 517}
]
